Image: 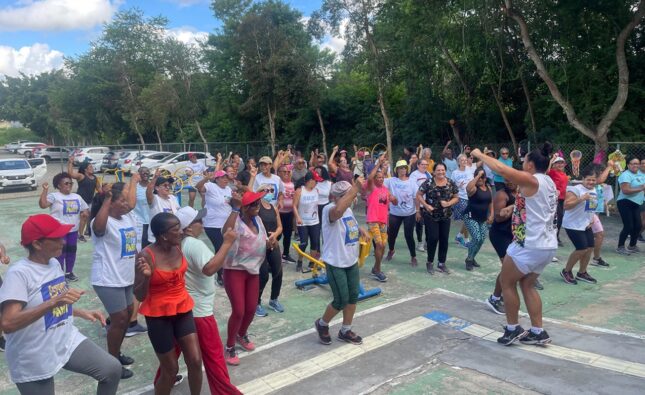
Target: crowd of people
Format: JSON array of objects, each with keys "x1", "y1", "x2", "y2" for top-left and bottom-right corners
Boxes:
[{"x1": 0, "y1": 141, "x2": 643, "y2": 394}]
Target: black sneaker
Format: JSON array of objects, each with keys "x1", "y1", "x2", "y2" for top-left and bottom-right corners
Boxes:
[
  {"x1": 0, "y1": 335, "x2": 5, "y2": 352},
  {"x1": 497, "y1": 325, "x2": 528, "y2": 346},
  {"x1": 576, "y1": 271, "x2": 597, "y2": 284},
  {"x1": 121, "y1": 367, "x2": 134, "y2": 379},
  {"x1": 437, "y1": 263, "x2": 450, "y2": 274},
  {"x1": 471, "y1": 259, "x2": 480, "y2": 268},
  {"x1": 282, "y1": 254, "x2": 296, "y2": 263},
  {"x1": 426, "y1": 262, "x2": 435, "y2": 275},
  {"x1": 65, "y1": 272, "x2": 79, "y2": 282},
  {"x1": 174, "y1": 374, "x2": 184, "y2": 386},
  {"x1": 520, "y1": 330, "x2": 552, "y2": 345},
  {"x1": 560, "y1": 269, "x2": 577, "y2": 285},
  {"x1": 338, "y1": 329, "x2": 363, "y2": 345},
  {"x1": 485, "y1": 296, "x2": 505, "y2": 315},
  {"x1": 591, "y1": 257, "x2": 609, "y2": 267},
  {"x1": 534, "y1": 279, "x2": 544, "y2": 290},
  {"x1": 465, "y1": 258, "x2": 474, "y2": 271},
  {"x1": 118, "y1": 353, "x2": 134, "y2": 366},
  {"x1": 78, "y1": 235, "x2": 87, "y2": 242},
  {"x1": 315, "y1": 319, "x2": 332, "y2": 345}
]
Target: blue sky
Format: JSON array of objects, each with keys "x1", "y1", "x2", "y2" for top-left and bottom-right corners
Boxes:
[{"x1": 0, "y1": 0, "x2": 332, "y2": 78}]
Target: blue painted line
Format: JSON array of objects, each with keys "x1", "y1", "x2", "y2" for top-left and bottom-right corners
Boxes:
[{"x1": 423, "y1": 310, "x2": 473, "y2": 330}]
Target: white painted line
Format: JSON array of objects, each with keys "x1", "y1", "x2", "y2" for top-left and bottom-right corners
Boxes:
[
  {"x1": 433, "y1": 288, "x2": 645, "y2": 340},
  {"x1": 237, "y1": 316, "x2": 437, "y2": 395}
]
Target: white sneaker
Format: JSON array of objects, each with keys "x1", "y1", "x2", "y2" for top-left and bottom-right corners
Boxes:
[
  {"x1": 551, "y1": 256, "x2": 559, "y2": 262},
  {"x1": 416, "y1": 242, "x2": 426, "y2": 252}
]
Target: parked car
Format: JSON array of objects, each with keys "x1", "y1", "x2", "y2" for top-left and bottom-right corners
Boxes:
[
  {"x1": 117, "y1": 150, "x2": 158, "y2": 174},
  {"x1": 100, "y1": 151, "x2": 121, "y2": 173},
  {"x1": 16, "y1": 142, "x2": 47, "y2": 158},
  {"x1": 27, "y1": 158, "x2": 48, "y2": 180},
  {"x1": 71, "y1": 146, "x2": 110, "y2": 166},
  {"x1": 34, "y1": 146, "x2": 71, "y2": 162},
  {"x1": 4, "y1": 140, "x2": 30, "y2": 152},
  {"x1": 126, "y1": 151, "x2": 173, "y2": 174},
  {"x1": 0, "y1": 158, "x2": 38, "y2": 191},
  {"x1": 147, "y1": 152, "x2": 215, "y2": 175}
]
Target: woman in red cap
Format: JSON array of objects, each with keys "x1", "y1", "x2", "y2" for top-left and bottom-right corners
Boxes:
[
  {"x1": 0, "y1": 214, "x2": 121, "y2": 395},
  {"x1": 221, "y1": 190, "x2": 270, "y2": 365}
]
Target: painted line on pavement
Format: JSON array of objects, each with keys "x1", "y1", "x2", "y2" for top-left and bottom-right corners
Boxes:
[
  {"x1": 238, "y1": 316, "x2": 437, "y2": 395},
  {"x1": 424, "y1": 310, "x2": 645, "y2": 379}
]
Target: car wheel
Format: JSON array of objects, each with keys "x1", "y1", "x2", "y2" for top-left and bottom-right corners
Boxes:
[
  {"x1": 43, "y1": 156, "x2": 51, "y2": 163},
  {"x1": 31, "y1": 186, "x2": 37, "y2": 191},
  {"x1": 24, "y1": 151, "x2": 32, "y2": 158}
]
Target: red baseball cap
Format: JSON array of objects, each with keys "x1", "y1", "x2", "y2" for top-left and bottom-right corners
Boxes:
[
  {"x1": 21, "y1": 214, "x2": 73, "y2": 246},
  {"x1": 242, "y1": 190, "x2": 266, "y2": 206},
  {"x1": 312, "y1": 171, "x2": 324, "y2": 182}
]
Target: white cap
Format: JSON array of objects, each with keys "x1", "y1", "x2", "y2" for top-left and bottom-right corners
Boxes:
[{"x1": 176, "y1": 207, "x2": 207, "y2": 230}]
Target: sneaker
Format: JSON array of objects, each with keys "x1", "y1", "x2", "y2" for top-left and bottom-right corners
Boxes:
[
  {"x1": 282, "y1": 254, "x2": 296, "y2": 263},
  {"x1": 560, "y1": 269, "x2": 577, "y2": 285},
  {"x1": 371, "y1": 270, "x2": 387, "y2": 282},
  {"x1": 125, "y1": 323, "x2": 148, "y2": 337},
  {"x1": 65, "y1": 272, "x2": 79, "y2": 282},
  {"x1": 551, "y1": 256, "x2": 559, "y2": 262},
  {"x1": 591, "y1": 257, "x2": 609, "y2": 267},
  {"x1": 118, "y1": 353, "x2": 134, "y2": 366},
  {"x1": 437, "y1": 263, "x2": 450, "y2": 274},
  {"x1": 485, "y1": 296, "x2": 505, "y2": 315},
  {"x1": 0, "y1": 335, "x2": 5, "y2": 352},
  {"x1": 269, "y1": 299, "x2": 285, "y2": 313},
  {"x1": 236, "y1": 334, "x2": 255, "y2": 351},
  {"x1": 121, "y1": 367, "x2": 134, "y2": 379},
  {"x1": 576, "y1": 271, "x2": 597, "y2": 284},
  {"x1": 315, "y1": 319, "x2": 332, "y2": 345},
  {"x1": 410, "y1": 257, "x2": 418, "y2": 267},
  {"x1": 426, "y1": 262, "x2": 435, "y2": 275},
  {"x1": 386, "y1": 250, "x2": 395, "y2": 261},
  {"x1": 296, "y1": 261, "x2": 303, "y2": 272},
  {"x1": 338, "y1": 329, "x2": 363, "y2": 345},
  {"x1": 465, "y1": 258, "x2": 474, "y2": 271},
  {"x1": 616, "y1": 246, "x2": 631, "y2": 255},
  {"x1": 627, "y1": 245, "x2": 641, "y2": 253},
  {"x1": 416, "y1": 242, "x2": 426, "y2": 252},
  {"x1": 534, "y1": 279, "x2": 544, "y2": 290},
  {"x1": 174, "y1": 374, "x2": 184, "y2": 386},
  {"x1": 255, "y1": 304, "x2": 268, "y2": 317},
  {"x1": 497, "y1": 325, "x2": 528, "y2": 346},
  {"x1": 520, "y1": 330, "x2": 552, "y2": 345},
  {"x1": 455, "y1": 234, "x2": 468, "y2": 249},
  {"x1": 225, "y1": 346, "x2": 239, "y2": 366},
  {"x1": 471, "y1": 259, "x2": 480, "y2": 268},
  {"x1": 78, "y1": 235, "x2": 87, "y2": 242}
]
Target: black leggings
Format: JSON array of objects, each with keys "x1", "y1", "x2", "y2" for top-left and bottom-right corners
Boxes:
[
  {"x1": 145, "y1": 311, "x2": 196, "y2": 354},
  {"x1": 556, "y1": 199, "x2": 564, "y2": 241},
  {"x1": 204, "y1": 227, "x2": 224, "y2": 279},
  {"x1": 415, "y1": 220, "x2": 425, "y2": 243},
  {"x1": 279, "y1": 211, "x2": 294, "y2": 255},
  {"x1": 259, "y1": 246, "x2": 283, "y2": 302},
  {"x1": 489, "y1": 227, "x2": 513, "y2": 259},
  {"x1": 387, "y1": 214, "x2": 416, "y2": 257},
  {"x1": 424, "y1": 217, "x2": 450, "y2": 263},
  {"x1": 298, "y1": 224, "x2": 321, "y2": 252},
  {"x1": 617, "y1": 199, "x2": 642, "y2": 247}
]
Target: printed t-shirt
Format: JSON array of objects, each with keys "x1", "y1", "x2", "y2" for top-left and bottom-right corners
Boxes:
[
  {"x1": 91, "y1": 212, "x2": 138, "y2": 287},
  {"x1": 253, "y1": 173, "x2": 284, "y2": 205},
  {"x1": 384, "y1": 177, "x2": 418, "y2": 216},
  {"x1": 366, "y1": 185, "x2": 389, "y2": 224},
  {"x1": 203, "y1": 183, "x2": 232, "y2": 228},
  {"x1": 562, "y1": 184, "x2": 596, "y2": 231},
  {"x1": 47, "y1": 192, "x2": 88, "y2": 232},
  {"x1": 321, "y1": 204, "x2": 359, "y2": 268}
]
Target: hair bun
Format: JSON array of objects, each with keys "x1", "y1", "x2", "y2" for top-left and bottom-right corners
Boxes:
[{"x1": 541, "y1": 141, "x2": 553, "y2": 157}]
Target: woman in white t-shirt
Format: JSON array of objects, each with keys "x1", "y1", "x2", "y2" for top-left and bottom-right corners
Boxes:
[
  {"x1": 185, "y1": 153, "x2": 209, "y2": 208},
  {"x1": 38, "y1": 172, "x2": 90, "y2": 282},
  {"x1": 561, "y1": 166, "x2": 599, "y2": 285},
  {"x1": 294, "y1": 171, "x2": 322, "y2": 272},
  {"x1": 314, "y1": 179, "x2": 369, "y2": 346},
  {"x1": 90, "y1": 179, "x2": 139, "y2": 379},
  {"x1": 197, "y1": 170, "x2": 232, "y2": 286},
  {"x1": 315, "y1": 165, "x2": 332, "y2": 220},
  {"x1": 384, "y1": 160, "x2": 419, "y2": 266},
  {"x1": 0, "y1": 214, "x2": 120, "y2": 395},
  {"x1": 450, "y1": 154, "x2": 474, "y2": 247},
  {"x1": 471, "y1": 143, "x2": 557, "y2": 347},
  {"x1": 146, "y1": 170, "x2": 181, "y2": 244}
]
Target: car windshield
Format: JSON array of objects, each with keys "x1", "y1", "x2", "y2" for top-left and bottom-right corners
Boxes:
[
  {"x1": 159, "y1": 154, "x2": 178, "y2": 163},
  {"x1": 0, "y1": 160, "x2": 30, "y2": 170}
]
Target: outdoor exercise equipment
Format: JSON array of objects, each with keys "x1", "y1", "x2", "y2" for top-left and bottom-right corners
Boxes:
[
  {"x1": 291, "y1": 241, "x2": 381, "y2": 302},
  {"x1": 96, "y1": 169, "x2": 125, "y2": 185},
  {"x1": 607, "y1": 149, "x2": 626, "y2": 176},
  {"x1": 570, "y1": 150, "x2": 582, "y2": 178}
]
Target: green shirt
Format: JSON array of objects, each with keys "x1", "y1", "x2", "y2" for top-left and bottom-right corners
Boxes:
[{"x1": 182, "y1": 236, "x2": 216, "y2": 318}]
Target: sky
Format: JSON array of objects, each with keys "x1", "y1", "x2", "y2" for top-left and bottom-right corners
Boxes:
[{"x1": 0, "y1": 0, "x2": 342, "y2": 78}]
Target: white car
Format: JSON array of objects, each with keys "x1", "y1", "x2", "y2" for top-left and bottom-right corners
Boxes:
[
  {"x1": 35, "y1": 146, "x2": 71, "y2": 162},
  {"x1": 4, "y1": 140, "x2": 30, "y2": 152},
  {"x1": 117, "y1": 150, "x2": 157, "y2": 174},
  {"x1": 27, "y1": 158, "x2": 48, "y2": 180},
  {"x1": 16, "y1": 142, "x2": 47, "y2": 157},
  {"x1": 148, "y1": 152, "x2": 215, "y2": 175},
  {"x1": 126, "y1": 151, "x2": 173, "y2": 174},
  {"x1": 72, "y1": 146, "x2": 110, "y2": 166},
  {"x1": 0, "y1": 158, "x2": 38, "y2": 191}
]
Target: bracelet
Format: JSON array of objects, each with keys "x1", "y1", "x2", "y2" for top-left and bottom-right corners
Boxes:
[{"x1": 231, "y1": 208, "x2": 241, "y2": 213}]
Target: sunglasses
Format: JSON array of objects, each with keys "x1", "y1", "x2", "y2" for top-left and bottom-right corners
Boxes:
[{"x1": 248, "y1": 200, "x2": 261, "y2": 208}]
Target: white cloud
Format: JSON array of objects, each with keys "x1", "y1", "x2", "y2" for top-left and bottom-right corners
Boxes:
[
  {"x1": 166, "y1": 26, "x2": 208, "y2": 47},
  {"x1": 163, "y1": 0, "x2": 208, "y2": 7},
  {"x1": 0, "y1": 0, "x2": 119, "y2": 32},
  {"x1": 320, "y1": 18, "x2": 348, "y2": 55},
  {"x1": 0, "y1": 43, "x2": 64, "y2": 78}
]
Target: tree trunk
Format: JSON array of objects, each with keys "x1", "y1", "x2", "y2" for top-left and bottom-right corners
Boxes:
[
  {"x1": 449, "y1": 121, "x2": 464, "y2": 150},
  {"x1": 133, "y1": 121, "x2": 146, "y2": 150},
  {"x1": 491, "y1": 86, "x2": 518, "y2": 155},
  {"x1": 267, "y1": 103, "x2": 276, "y2": 156},
  {"x1": 154, "y1": 127, "x2": 162, "y2": 151},
  {"x1": 376, "y1": 81, "x2": 394, "y2": 163},
  {"x1": 194, "y1": 121, "x2": 208, "y2": 145},
  {"x1": 316, "y1": 107, "x2": 328, "y2": 159},
  {"x1": 519, "y1": 71, "x2": 537, "y2": 137}
]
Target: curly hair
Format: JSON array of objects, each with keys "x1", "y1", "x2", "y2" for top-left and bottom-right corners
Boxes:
[{"x1": 52, "y1": 172, "x2": 72, "y2": 189}]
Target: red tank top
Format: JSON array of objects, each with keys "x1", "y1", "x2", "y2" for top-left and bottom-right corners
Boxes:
[{"x1": 139, "y1": 247, "x2": 194, "y2": 317}]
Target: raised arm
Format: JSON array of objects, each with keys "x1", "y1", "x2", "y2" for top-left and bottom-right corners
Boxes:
[
  {"x1": 196, "y1": 170, "x2": 212, "y2": 194},
  {"x1": 595, "y1": 161, "x2": 615, "y2": 184},
  {"x1": 466, "y1": 171, "x2": 482, "y2": 196},
  {"x1": 39, "y1": 182, "x2": 51, "y2": 209},
  {"x1": 92, "y1": 190, "x2": 112, "y2": 237},
  {"x1": 215, "y1": 153, "x2": 223, "y2": 172},
  {"x1": 471, "y1": 148, "x2": 538, "y2": 193},
  {"x1": 328, "y1": 146, "x2": 339, "y2": 174},
  {"x1": 222, "y1": 192, "x2": 241, "y2": 234},
  {"x1": 328, "y1": 177, "x2": 363, "y2": 222},
  {"x1": 442, "y1": 140, "x2": 452, "y2": 154},
  {"x1": 125, "y1": 173, "x2": 139, "y2": 211},
  {"x1": 147, "y1": 169, "x2": 160, "y2": 205},
  {"x1": 67, "y1": 157, "x2": 85, "y2": 181}
]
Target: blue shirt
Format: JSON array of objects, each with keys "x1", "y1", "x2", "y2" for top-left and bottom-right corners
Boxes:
[
  {"x1": 133, "y1": 183, "x2": 151, "y2": 224},
  {"x1": 443, "y1": 158, "x2": 457, "y2": 178},
  {"x1": 493, "y1": 157, "x2": 513, "y2": 182},
  {"x1": 617, "y1": 170, "x2": 645, "y2": 205}
]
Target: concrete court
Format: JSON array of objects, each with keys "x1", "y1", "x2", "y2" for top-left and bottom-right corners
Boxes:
[{"x1": 0, "y1": 179, "x2": 644, "y2": 394}]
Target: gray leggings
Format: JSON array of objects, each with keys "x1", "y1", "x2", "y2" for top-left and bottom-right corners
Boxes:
[{"x1": 16, "y1": 339, "x2": 122, "y2": 395}]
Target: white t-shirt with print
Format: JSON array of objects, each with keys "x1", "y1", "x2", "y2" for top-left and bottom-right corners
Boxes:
[
  {"x1": 409, "y1": 170, "x2": 431, "y2": 187},
  {"x1": 384, "y1": 177, "x2": 418, "y2": 217},
  {"x1": 562, "y1": 184, "x2": 596, "y2": 231},
  {"x1": 317, "y1": 180, "x2": 332, "y2": 205},
  {"x1": 203, "y1": 183, "x2": 232, "y2": 228},
  {"x1": 47, "y1": 192, "x2": 89, "y2": 232},
  {"x1": 90, "y1": 212, "x2": 138, "y2": 287},
  {"x1": 252, "y1": 173, "x2": 284, "y2": 205},
  {"x1": 298, "y1": 187, "x2": 320, "y2": 226},
  {"x1": 147, "y1": 194, "x2": 180, "y2": 242},
  {"x1": 182, "y1": 236, "x2": 216, "y2": 318},
  {"x1": 0, "y1": 258, "x2": 86, "y2": 383},
  {"x1": 321, "y1": 204, "x2": 359, "y2": 268},
  {"x1": 451, "y1": 168, "x2": 474, "y2": 200}
]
